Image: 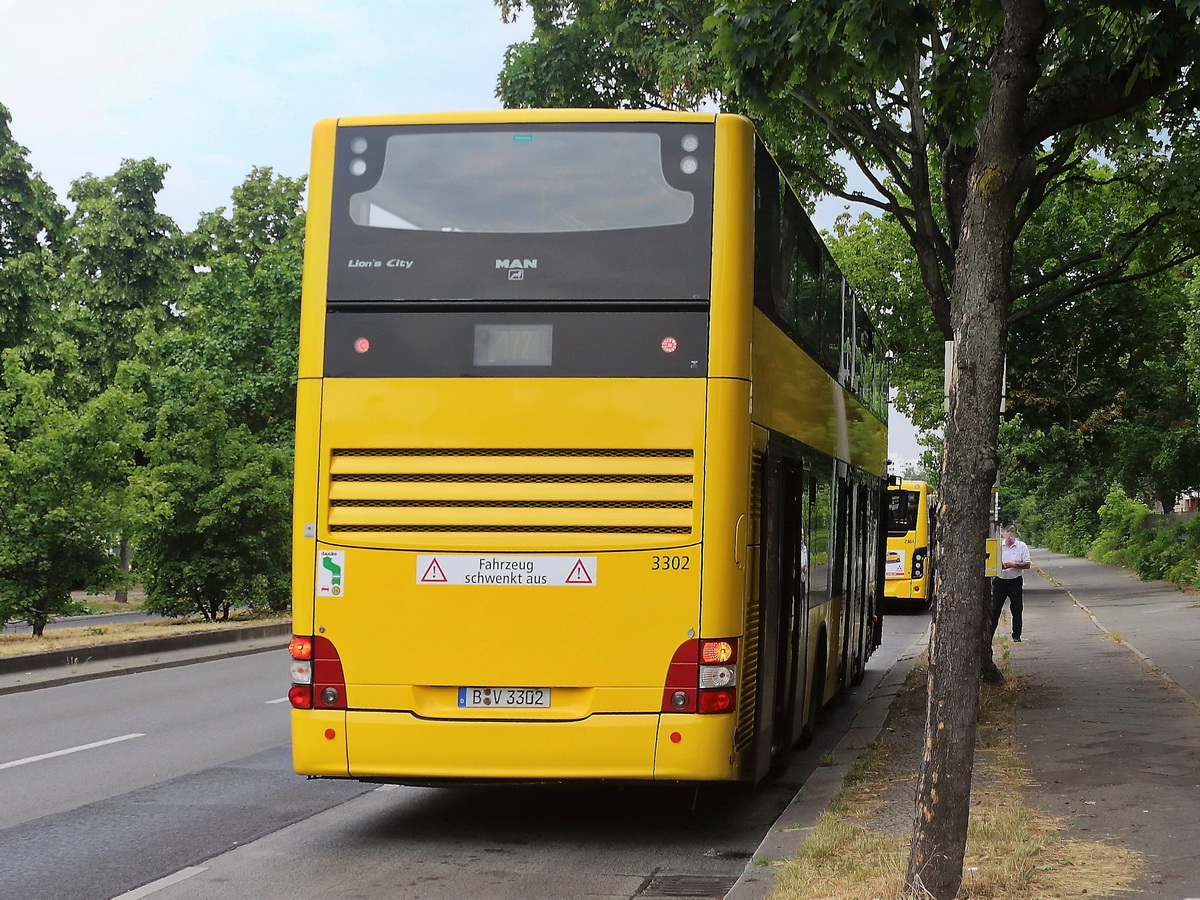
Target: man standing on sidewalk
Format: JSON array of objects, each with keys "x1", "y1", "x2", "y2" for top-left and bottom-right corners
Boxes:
[{"x1": 991, "y1": 524, "x2": 1031, "y2": 642}]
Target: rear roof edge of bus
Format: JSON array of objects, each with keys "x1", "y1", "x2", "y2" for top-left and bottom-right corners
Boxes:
[{"x1": 328, "y1": 109, "x2": 727, "y2": 128}]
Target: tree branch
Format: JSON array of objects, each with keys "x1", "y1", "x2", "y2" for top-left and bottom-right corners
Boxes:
[
  {"x1": 1009, "y1": 246, "x2": 1200, "y2": 325},
  {"x1": 1022, "y1": 8, "x2": 1196, "y2": 147},
  {"x1": 791, "y1": 165, "x2": 913, "y2": 218},
  {"x1": 654, "y1": 0, "x2": 704, "y2": 30},
  {"x1": 1014, "y1": 207, "x2": 1177, "y2": 300},
  {"x1": 904, "y1": 51, "x2": 955, "y2": 333},
  {"x1": 790, "y1": 88, "x2": 914, "y2": 214},
  {"x1": 1014, "y1": 137, "x2": 1082, "y2": 234}
]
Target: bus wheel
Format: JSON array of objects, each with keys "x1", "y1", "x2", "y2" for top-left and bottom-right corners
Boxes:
[
  {"x1": 768, "y1": 707, "x2": 798, "y2": 777},
  {"x1": 850, "y1": 654, "x2": 866, "y2": 687},
  {"x1": 807, "y1": 644, "x2": 828, "y2": 734},
  {"x1": 795, "y1": 717, "x2": 814, "y2": 749}
]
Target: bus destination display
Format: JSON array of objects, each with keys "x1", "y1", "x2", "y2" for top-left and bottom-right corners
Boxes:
[{"x1": 473, "y1": 323, "x2": 553, "y2": 367}]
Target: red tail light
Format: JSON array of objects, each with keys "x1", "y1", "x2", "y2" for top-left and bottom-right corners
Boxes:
[
  {"x1": 699, "y1": 689, "x2": 735, "y2": 713},
  {"x1": 289, "y1": 635, "x2": 347, "y2": 710},
  {"x1": 288, "y1": 684, "x2": 313, "y2": 709},
  {"x1": 661, "y1": 638, "x2": 738, "y2": 714}
]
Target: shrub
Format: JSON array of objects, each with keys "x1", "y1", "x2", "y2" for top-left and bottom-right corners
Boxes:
[{"x1": 1090, "y1": 485, "x2": 1148, "y2": 566}]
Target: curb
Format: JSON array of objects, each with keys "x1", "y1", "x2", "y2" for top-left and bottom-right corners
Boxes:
[{"x1": 726, "y1": 628, "x2": 929, "y2": 900}]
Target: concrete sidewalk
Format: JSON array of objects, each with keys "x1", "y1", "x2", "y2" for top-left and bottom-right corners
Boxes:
[
  {"x1": 1015, "y1": 551, "x2": 1200, "y2": 896},
  {"x1": 733, "y1": 551, "x2": 1200, "y2": 899}
]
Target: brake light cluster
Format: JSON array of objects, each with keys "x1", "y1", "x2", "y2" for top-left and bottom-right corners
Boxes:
[
  {"x1": 289, "y1": 635, "x2": 348, "y2": 710},
  {"x1": 661, "y1": 638, "x2": 738, "y2": 714},
  {"x1": 911, "y1": 547, "x2": 927, "y2": 579}
]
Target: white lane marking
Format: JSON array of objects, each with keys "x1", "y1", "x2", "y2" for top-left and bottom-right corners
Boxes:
[
  {"x1": 266, "y1": 697, "x2": 289, "y2": 704},
  {"x1": 110, "y1": 866, "x2": 208, "y2": 899},
  {"x1": 0, "y1": 733, "x2": 146, "y2": 771}
]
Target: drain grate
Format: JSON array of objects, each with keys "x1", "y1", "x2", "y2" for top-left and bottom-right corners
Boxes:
[{"x1": 636, "y1": 874, "x2": 738, "y2": 898}]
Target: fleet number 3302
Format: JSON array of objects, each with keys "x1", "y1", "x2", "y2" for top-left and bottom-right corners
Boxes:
[{"x1": 651, "y1": 555, "x2": 691, "y2": 571}]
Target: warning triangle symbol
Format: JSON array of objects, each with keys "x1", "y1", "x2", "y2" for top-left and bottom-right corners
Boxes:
[
  {"x1": 421, "y1": 558, "x2": 447, "y2": 583},
  {"x1": 565, "y1": 559, "x2": 593, "y2": 584}
]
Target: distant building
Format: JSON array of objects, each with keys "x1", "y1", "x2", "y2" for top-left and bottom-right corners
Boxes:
[{"x1": 1156, "y1": 492, "x2": 1200, "y2": 514}]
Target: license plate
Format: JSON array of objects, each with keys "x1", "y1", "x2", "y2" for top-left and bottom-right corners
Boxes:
[{"x1": 458, "y1": 687, "x2": 551, "y2": 708}]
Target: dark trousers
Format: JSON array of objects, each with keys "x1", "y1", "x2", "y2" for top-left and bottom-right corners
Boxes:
[{"x1": 990, "y1": 576, "x2": 1023, "y2": 640}]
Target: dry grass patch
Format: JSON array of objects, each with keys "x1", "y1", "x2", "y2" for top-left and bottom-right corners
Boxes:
[
  {"x1": 769, "y1": 660, "x2": 1143, "y2": 900},
  {"x1": 0, "y1": 613, "x2": 289, "y2": 658},
  {"x1": 773, "y1": 817, "x2": 909, "y2": 899}
]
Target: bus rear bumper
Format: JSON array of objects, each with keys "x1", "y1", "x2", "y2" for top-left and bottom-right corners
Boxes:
[
  {"x1": 347, "y1": 711, "x2": 656, "y2": 780},
  {"x1": 882, "y1": 579, "x2": 930, "y2": 612},
  {"x1": 292, "y1": 708, "x2": 350, "y2": 777},
  {"x1": 292, "y1": 710, "x2": 740, "y2": 781}
]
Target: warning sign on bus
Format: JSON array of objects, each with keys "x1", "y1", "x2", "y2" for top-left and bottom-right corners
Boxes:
[{"x1": 416, "y1": 555, "x2": 596, "y2": 587}]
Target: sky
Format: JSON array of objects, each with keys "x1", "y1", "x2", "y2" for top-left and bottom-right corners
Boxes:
[
  {"x1": 0, "y1": 0, "x2": 530, "y2": 230},
  {"x1": 0, "y1": 0, "x2": 922, "y2": 464}
]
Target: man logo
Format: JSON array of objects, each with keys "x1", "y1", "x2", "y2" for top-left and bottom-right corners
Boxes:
[{"x1": 496, "y1": 259, "x2": 537, "y2": 281}]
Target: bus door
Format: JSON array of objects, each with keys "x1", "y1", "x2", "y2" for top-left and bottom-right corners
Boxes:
[
  {"x1": 750, "y1": 441, "x2": 808, "y2": 779},
  {"x1": 846, "y1": 479, "x2": 874, "y2": 683},
  {"x1": 832, "y1": 468, "x2": 851, "y2": 688}
]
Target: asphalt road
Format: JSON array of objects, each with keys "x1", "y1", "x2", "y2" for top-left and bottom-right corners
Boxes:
[
  {"x1": 0, "y1": 650, "x2": 371, "y2": 900},
  {"x1": 0, "y1": 651, "x2": 296, "y2": 828},
  {"x1": 0, "y1": 613, "x2": 930, "y2": 900}
]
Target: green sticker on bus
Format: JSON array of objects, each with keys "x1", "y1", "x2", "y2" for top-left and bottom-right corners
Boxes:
[
  {"x1": 513, "y1": 134, "x2": 533, "y2": 142},
  {"x1": 317, "y1": 550, "x2": 345, "y2": 597}
]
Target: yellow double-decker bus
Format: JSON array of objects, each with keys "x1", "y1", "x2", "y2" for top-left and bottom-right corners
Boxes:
[
  {"x1": 883, "y1": 479, "x2": 936, "y2": 611},
  {"x1": 289, "y1": 110, "x2": 889, "y2": 784}
]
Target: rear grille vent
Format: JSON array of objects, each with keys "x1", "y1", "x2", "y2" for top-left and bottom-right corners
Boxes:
[
  {"x1": 336, "y1": 447, "x2": 694, "y2": 458},
  {"x1": 333, "y1": 473, "x2": 692, "y2": 484},
  {"x1": 333, "y1": 500, "x2": 691, "y2": 509},
  {"x1": 330, "y1": 525, "x2": 683, "y2": 534},
  {"x1": 736, "y1": 451, "x2": 765, "y2": 753},
  {"x1": 326, "y1": 448, "x2": 697, "y2": 540}
]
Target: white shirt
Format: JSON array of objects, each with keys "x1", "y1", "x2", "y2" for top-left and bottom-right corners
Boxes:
[{"x1": 997, "y1": 538, "x2": 1031, "y2": 579}]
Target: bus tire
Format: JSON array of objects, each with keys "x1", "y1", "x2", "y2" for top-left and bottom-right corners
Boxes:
[
  {"x1": 808, "y1": 640, "x2": 828, "y2": 732},
  {"x1": 850, "y1": 651, "x2": 866, "y2": 687}
]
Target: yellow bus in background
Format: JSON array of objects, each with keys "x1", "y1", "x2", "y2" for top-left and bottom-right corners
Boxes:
[
  {"x1": 289, "y1": 110, "x2": 889, "y2": 784},
  {"x1": 883, "y1": 479, "x2": 936, "y2": 611}
]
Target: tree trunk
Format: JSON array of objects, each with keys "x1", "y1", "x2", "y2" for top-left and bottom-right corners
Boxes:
[
  {"x1": 982, "y1": 621, "x2": 1005, "y2": 685},
  {"x1": 905, "y1": 3, "x2": 1045, "y2": 896},
  {"x1": 31, "y1": 589, "x2": 52, "y2": 638},
  {"x1": 115, "y1": 536, "x2": 130, "y2": 603},
  {"x1": 905, "y1": 334, "x2": 1001, "y2": 898}
]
